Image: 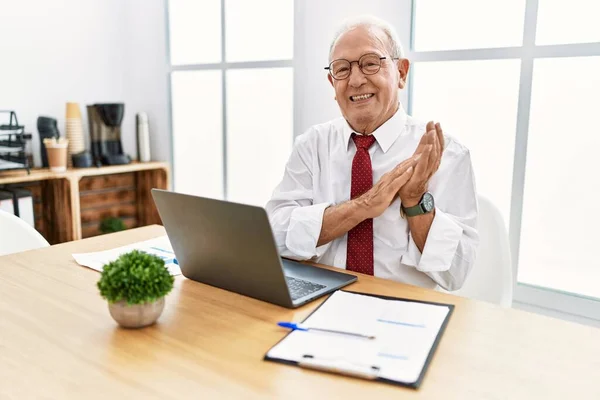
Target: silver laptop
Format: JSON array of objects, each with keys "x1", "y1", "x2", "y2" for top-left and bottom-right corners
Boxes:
[{"x1": 151, "y1": 189, "x2": 356, "y2": 308}]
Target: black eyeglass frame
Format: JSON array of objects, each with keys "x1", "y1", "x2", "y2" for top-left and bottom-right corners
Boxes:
[{"x1": 324, "y1": 53, "x2": 401, "y2": 80}]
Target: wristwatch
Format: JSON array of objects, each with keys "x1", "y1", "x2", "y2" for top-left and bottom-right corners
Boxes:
[{"x1": 402, "y1": 192, "x2": 435, "y2": 217}]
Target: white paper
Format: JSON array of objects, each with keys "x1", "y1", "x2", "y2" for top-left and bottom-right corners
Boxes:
[
  {"x1": 267, "y1": 291, "x2": 450, "y2": 384},
  {"x1": 72, "y1": 235, "x2": 181, "y2": 276}
]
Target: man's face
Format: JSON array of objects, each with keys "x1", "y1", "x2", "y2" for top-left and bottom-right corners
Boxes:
[{"x1": 328, "y1": 26, "x2": 408, "y2": 134}]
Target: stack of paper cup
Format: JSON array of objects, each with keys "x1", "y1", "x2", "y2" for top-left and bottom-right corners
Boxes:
[{"x1": 65, "y1": 102, "x2": 86, "y2": 167}]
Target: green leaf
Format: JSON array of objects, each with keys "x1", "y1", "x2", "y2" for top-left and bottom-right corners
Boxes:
[
  {"x1": 99, "y1": 217, "x2": 127, "y2": 234},
  {"x1": 97, "y1": 250, "x2": 175, "y2": 305}
]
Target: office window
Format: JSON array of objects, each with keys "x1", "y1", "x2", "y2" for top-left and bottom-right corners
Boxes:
[
  {"x1": 225, "y1": 0, "x2": 294, "y2": 62},
  {"x1": 519, "y1": 56, "x2": 600, "y2": 298},
  {"x1": 410, "y1": 0, "x2": 600, "y2": 314},
  {"x1": 536, "y1": 0, "x2": 600, "y2": 45},
  {"x1": 411, "y1": 60, "x2": 521, "y2": 226},
  {"x1": 413, "y1": 0, "x2": 526, "y2": 51},
  {"x1": 171, "y1": 71, "x2": 223, "y2": 199},
  {"x1": 226, "y1": 68, "x2": 293, "y2": 206},
  {"x1": 168, "y1": 0, "x2": 294, "y2": 205},
  {"x1": 168, "y1": 0, "x2": 221, "y2": 65}
]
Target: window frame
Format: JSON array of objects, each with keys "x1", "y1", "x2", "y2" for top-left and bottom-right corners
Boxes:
[
  {"x1": 165, "y1": 0, "x2": 294, "y2": 199},
  {"x1": 408, "y1": 0, "x2": 600, "y2": 319}
]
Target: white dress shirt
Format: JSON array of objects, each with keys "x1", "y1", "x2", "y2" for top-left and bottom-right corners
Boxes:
[{"x1": 266, "y1": 106, "x2": 479, "y2": 291}]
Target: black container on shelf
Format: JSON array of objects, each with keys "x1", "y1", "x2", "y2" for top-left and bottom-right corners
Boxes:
[
  {"x1": 72, "y1": 151, "x2": 93, "y2": 168},
  {"x1": 87, "y1": 103, "x2": 130, "y2": 166},
  {"x1": 0, "y1": 110, "x2": 31, "y2": 174}
]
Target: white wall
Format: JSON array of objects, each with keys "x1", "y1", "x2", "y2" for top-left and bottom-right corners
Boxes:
[
  {"x1": 0, "y1": 0, "x2": 170, "y2": 167},
  {"x1": 294, "y1": 0, "x2": 413, "y2": 137},
  {"x1": 122, "y1": 0, "x2": 171, "y2": 163}
]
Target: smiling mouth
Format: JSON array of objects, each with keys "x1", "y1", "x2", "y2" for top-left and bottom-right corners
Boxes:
[{"x1": 350, "y1": 93, "x2": 374, "y2": 102}]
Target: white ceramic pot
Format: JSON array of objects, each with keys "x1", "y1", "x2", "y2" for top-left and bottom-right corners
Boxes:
[{"x1": 108, "y1": 297, "x2": 165, "y2": 328}]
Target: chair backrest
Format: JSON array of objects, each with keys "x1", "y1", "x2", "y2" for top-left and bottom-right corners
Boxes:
[
  {"x1": 0, "y1": 209, "x2": 50, "y2": 257},
  {"x1": 452, "y1": 195, "x2": 513, "y2": 307}
]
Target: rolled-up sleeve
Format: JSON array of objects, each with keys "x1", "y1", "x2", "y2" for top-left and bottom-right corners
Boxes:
[
  {"x1": 401, "y1": 147, "x2": 479, "y2": 291},
  {"x1": 265, "y1": 132, "x2": 330, "y2": 260}
]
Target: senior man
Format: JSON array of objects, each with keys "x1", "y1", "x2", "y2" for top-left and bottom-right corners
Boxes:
[{"x1": 266, "y1": 16, "x2": 478, "y2": 291}]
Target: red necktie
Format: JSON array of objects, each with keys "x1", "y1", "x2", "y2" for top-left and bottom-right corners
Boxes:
[{"x1": 346, "y1": 133, "x2": 376, "y2": 275}]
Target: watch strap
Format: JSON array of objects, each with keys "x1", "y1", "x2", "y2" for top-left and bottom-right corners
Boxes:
[{"x1": 402, "y1": 202, "x2": 426, "y2": 217}]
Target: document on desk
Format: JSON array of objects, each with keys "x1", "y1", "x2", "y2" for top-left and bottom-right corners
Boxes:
[
  {"x1": 72, "y1": 235, "x2": 181, "y2": 276},
  {"x1": 265, "y1": 290, "x2": 453, "y2": 388}
]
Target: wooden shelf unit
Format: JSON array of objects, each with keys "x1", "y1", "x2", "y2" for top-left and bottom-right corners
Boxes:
[{"x1": 0, "y1": 162, "x2": 170, "y2": 244}]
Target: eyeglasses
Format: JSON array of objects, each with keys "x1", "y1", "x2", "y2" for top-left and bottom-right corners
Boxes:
[{"x1": 324, "y1": 53, "x2": 399, "y2": 80}]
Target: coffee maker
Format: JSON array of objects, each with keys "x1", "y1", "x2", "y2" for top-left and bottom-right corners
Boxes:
[{"x1": 87, "y1": 103, "x2": 131, "y2": 166}]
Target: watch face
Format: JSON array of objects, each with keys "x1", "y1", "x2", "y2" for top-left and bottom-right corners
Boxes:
[{"x1": 422, "y1": 192, "x2": 435, "y2": 212}]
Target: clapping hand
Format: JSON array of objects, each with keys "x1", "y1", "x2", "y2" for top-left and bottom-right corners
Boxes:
[{"x1": 398, "y1": 121, "x2": 445, "y2": 207}]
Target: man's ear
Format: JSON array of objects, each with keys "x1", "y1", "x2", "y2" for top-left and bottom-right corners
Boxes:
[{"x1": 398, "y1": 59, "x2": 411, "y2": 89}]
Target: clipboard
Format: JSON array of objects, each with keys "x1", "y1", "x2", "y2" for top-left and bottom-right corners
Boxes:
[{"x1": 264, "y1": 290, "x2": 454, "y2": 389}]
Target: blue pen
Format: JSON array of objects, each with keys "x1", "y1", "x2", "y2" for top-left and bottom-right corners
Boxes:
[{"x1": 278, "y1": 322, "x2": 375, "y2": 340}]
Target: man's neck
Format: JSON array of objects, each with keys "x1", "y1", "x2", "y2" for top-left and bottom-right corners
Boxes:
[{"x1": 347, "y1": 103, "x2": 400, "y2": 135}]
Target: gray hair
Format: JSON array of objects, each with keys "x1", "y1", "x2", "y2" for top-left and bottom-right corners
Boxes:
[{"x1": 328, "y1": 15, "x2": 405, "y2": 62}]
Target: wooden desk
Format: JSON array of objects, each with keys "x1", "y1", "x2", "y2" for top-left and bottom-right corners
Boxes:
[{"x1": 1, "y1": 226, "x2": 599, "y2": 399}]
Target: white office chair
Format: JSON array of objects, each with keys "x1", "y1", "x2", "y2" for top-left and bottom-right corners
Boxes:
[
  {"x1": 0, "y1": 209, "x2": 50, "y2": 257},
  {"x1": 450, "y1": 195, "x2": 513, "y2": 307}
]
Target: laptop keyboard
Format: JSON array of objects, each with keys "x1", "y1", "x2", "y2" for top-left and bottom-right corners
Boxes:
[{"x1": 285, "y1": 276, "x2": 326, "y2": 301}]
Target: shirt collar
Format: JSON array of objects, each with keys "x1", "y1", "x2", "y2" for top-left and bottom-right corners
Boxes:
[{"x1": 342, "y1": 104, "x2": 408, "y2": 153}]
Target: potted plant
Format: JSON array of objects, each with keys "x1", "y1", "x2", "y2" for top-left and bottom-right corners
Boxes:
[
  {"x1": 99, "y1": 217, "x2": 126, "y2": 234},
  {"x1": 97, "y1": 250, "x2": 175, "y2": 328}
]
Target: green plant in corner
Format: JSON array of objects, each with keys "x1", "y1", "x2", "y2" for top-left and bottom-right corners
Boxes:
[
  {"x1": 99, "y1": 217, "x2": 126, "y2": 234},
  {"x1": 97, "y1": 250, "x2": 175, "y2": 305}
]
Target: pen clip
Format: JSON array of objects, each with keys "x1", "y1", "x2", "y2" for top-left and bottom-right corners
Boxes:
[{"x1": 299, "y1": 355, "x2": 380, "y2": 380}]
